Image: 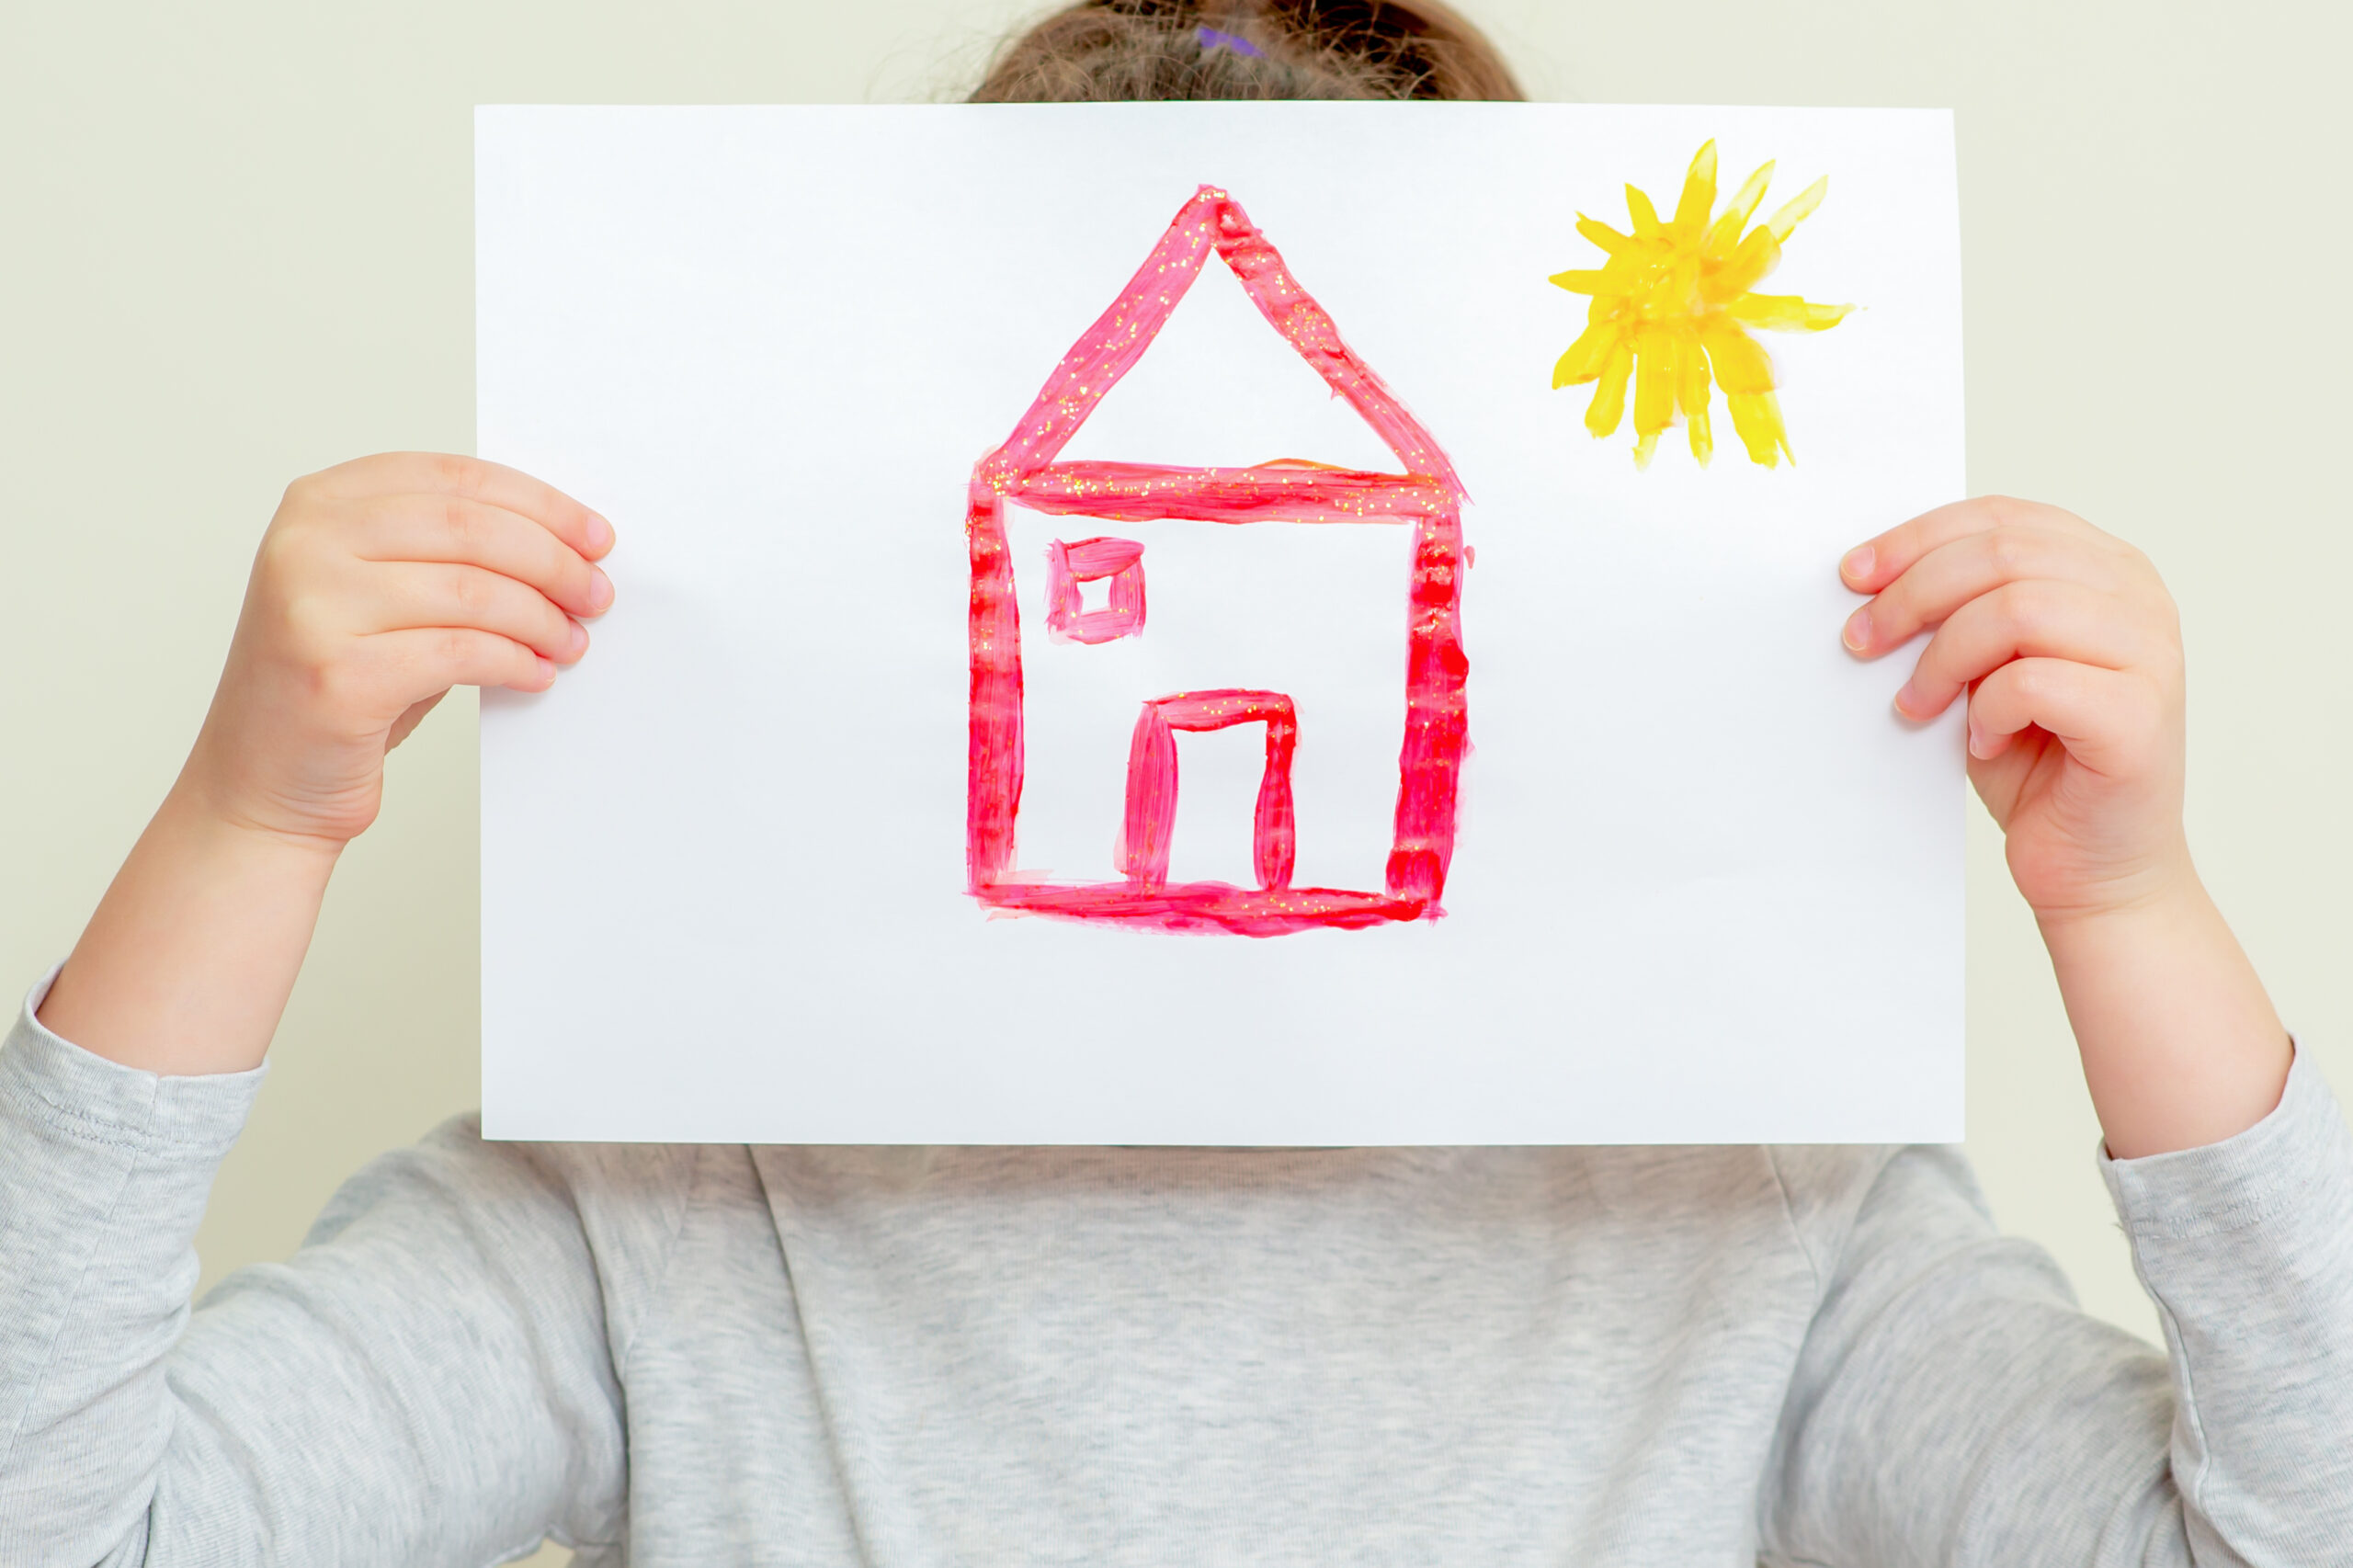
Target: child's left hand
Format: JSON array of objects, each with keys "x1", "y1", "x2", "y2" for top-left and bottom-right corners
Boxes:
[{"x1": 1836, "y1": 496, "x2": 2190, "y2": 927}]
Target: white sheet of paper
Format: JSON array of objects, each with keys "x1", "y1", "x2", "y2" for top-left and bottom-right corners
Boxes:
[{"x1": 477, "y1": 103, "x2": 1964, "y2": 1145}]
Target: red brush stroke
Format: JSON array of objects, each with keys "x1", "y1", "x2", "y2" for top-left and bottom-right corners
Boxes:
[
  {"x1": 1045, "y1": 537, "x2": 1146, "y2": 644},
  {"x1": 973, "y1": 883, "x2": 1427, "y2": 937},
  {"x1": 1015, "y1": 462, "x2": 1444, "y2": 526},
  {"x1": 1119, "y1": 689, "x2": 1298, "y2": 891},
  {"x1": 967, "y1": 187, "x2": 1469, "y2": 937}
]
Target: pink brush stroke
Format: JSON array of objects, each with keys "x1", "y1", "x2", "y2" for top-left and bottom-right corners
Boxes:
[
  {"x1": 1118, "y1": 689, "x2": 1298, "y2": 891},
  {"x1": 967, "y1": 186, "x2": 1469, "y2": 936},
  {"x1": 1045, "y1": 537, "x2": 1147, "y2": 644}
]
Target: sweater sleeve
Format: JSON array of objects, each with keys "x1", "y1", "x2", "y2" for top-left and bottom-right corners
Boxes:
[
  {"x1": 0, "y1": 971, "x2": 630, "y2": 1567},
  {"x1": 2097, "y1": 1044, "x2": 2353, "y2": 1562},
  {"x1": 1758, "y1": 1044, "x2": 2353, "y2": 1567}
]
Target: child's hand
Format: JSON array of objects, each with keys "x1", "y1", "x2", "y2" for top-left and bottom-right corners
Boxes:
[
  {"x1": 1837, "y1": 497, "x2": 2188, "y2": 926},
  {"x1": 186, "y1": 453, "x2": 614, "y2": 847}
]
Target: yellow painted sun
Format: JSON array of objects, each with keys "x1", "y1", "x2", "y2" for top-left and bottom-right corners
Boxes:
[{"x1": 1551, "y1": 141, "x2": 1855, "y2": 469}]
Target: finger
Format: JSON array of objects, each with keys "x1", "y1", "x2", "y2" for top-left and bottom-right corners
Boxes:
[
  {"x1": 366, "y1": 626, "x2": 556, "y2": 699},
  {"x1": 363, "y1": 562, "x2": 589, "y2": 665},
  {"x1": 1966, "y1": 657, "x2": 2160, "y2": 771},
  {"x1": 353, "y1": 494, "x2": 614, "y2": 620},
  {"x1": 1895, "y1": 579, "x2": 2150, "y2": 720},
  {"x1": 1838, "y1": 495, "x2": 2094, "y2": 596},
  {"x1": 308, "y1": 453, "x2": 615, "y2": 562},
  {"x1": 1843, "y1": 523, "x2": 2133, "y2": 656}
]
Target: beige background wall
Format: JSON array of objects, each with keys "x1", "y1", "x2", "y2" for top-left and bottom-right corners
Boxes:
[{"x1": 3, "y1": 4, "x2": 2347, "y2": 1555}]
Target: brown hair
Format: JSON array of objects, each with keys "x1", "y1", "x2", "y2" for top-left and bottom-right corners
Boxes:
[{"x1": 969, "y1": 0, "x2": 1524, "y2": 104}]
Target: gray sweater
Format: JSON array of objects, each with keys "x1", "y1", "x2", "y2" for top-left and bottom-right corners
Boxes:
[{"x1": 2, "y1": 971, "x2": 2349, "y2": 1567}]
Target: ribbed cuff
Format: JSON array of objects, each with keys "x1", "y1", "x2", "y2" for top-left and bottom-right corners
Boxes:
[
  {"x1": 2098, "y1": 1040, "x2": 2348, "y2": 1242},
  {"x1": 0, "y1": 965, "x2": 267, "y2": 1158}
]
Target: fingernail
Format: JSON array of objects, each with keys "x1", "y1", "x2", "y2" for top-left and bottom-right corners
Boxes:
[
  {"x1": 568, "y1": 619, "x2": 589, "y2": 657},
  {"x1": 536, "y1": 655, "x2": 558, "y2": 685},
  {"x1": 1967, "y1": 724, "x2": 1989, "y2": 758},
  {"x1": 1893, "y1": 679, "x2": 1918, "y2": 717},
  {"x1": 1843, "y1": 606, "x2": 1872, "y2": 651},
  {"x1": 586, "y1": 567, "x2": 614, "y2": 614},
  {"x1": 1841, "y1": 545, "x2": 1874, "y2": 582},
  {"x1": 585, "y1": 512, "x2": 615, "y2": 554}
]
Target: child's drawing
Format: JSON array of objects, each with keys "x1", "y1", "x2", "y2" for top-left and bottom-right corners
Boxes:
[
  {"x1": 965, "y1": 186, "x2": 1469, "y2": 937},
  {"x1": 1551, "y1": 141, "x2": 1856, "y2": 468},
  {"x1": 480, "y1": 106, "x2": 1970, "y2": 1144}
]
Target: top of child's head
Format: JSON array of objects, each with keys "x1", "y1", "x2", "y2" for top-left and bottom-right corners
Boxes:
[{"x1": 968, "y1": 0, "x2": 1525, "y2": 104}]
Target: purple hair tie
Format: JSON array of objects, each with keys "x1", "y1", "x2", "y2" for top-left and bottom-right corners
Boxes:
[{"x1": 1194, "y1": 24, "x2": 1264, "y2": 57}]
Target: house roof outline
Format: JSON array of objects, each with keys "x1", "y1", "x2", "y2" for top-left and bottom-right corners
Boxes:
[
  {"x1": 975, "y1": 185, "x2": 1467, "y2": 510},
  {"x1": 966, "y1": 185, "x2": 1470, "y2": 936}
]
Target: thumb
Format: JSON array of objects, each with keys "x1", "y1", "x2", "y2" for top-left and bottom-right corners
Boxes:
[{"x1": 387, "y1": 690, "x2": 449, "y2": 751}]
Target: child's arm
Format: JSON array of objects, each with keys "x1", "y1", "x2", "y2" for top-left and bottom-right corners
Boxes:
[
  {"x1": 1766, "y1": 495, "x2": 2351, "y2": 1562},
  {"x1": 35, "y1": 452, "x2": 613, "y2": 1076},
  {"x1": 1836, "y1": 496, "x2": 2291, "y2": 1158},
  {"x1": 0, "y1": 1006, "x2": 643, "y2": 1562},
  {"x1": 0, "y1": 453, "x2": 628, "y2": 1561},
  {"x1": 1762, "y1": 1103, "x2": 2353, "y2": 1565}
]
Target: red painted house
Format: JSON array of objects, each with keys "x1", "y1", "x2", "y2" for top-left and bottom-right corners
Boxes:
[{"x1": 965, "y1": 186, "x2": 1469, "y2": 937}]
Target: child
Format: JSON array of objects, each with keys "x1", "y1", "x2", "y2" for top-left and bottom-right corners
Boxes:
[{"x1": 4, "y1": 4, "x2": 2347, "y2": 1563}]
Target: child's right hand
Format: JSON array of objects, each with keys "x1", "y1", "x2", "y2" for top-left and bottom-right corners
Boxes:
[
  {"x1": 183, "y1": 453, "x2": 613, "y2": 847},
  {"x1": 35, "y1": 454, "x2": 609, "y2": 1074}
]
